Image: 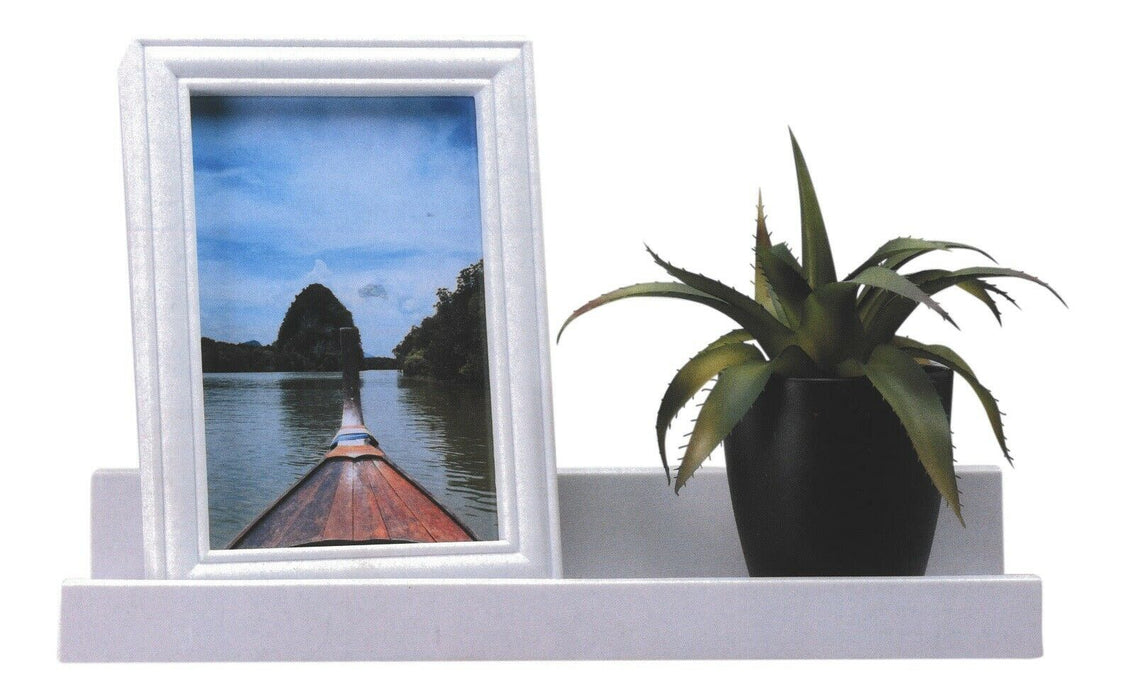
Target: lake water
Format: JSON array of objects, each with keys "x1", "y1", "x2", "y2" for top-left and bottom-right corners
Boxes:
[{"x1": 203, "y1": 370, "x2": 497, "y2": 549}]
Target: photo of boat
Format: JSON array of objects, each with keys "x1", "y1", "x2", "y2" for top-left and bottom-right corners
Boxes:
[{"x1": 191, "y1": 95, "x2": 498, "y2": 549}]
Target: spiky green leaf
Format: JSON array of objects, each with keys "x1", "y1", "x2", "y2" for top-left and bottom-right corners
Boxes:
[
  {"x1": 753, "y1": 194, "x2": 791, "y2": 323},
  {"x1": 645, "y1": 245, "x2": 794, "y2": 355},
  {"x1": 702, "y1": 329, "x2": 756, "y2": 352},
  {"x1": 656, "y1": 339, "x2": 766, "y2": 481},
  {"x1": 861, "y1": 276, "x2": 1015, "y2": 326},
  {"x1": 846, "y1": 237, "x2": 997, "y2": 279},
  {"x1": 860, "y1": 344, "x2": 962, "y2": 525},
  {"x1": 754, "y1": 189, "x2": 772, "y2": 305},
  {"x1": 557, "y1": 282, "x2": 766, "y2": 345},
  {"x1": 766, "y1": 287, "x2": 791, "y2": 326},
  {"x1": 675, "y1": 359, "x2": 775, "y2": 492},
  {"x1": 894, "y1": 336, "x2": 1013, "y2": 465},
  {"x1": 863, "y1": 266, "x2": 1065, "y2": 342},
  {"x1": 789, "y1": 129, "x2": 837, "y2": 288},
  {"x1": 979, "y1": 280, "x2": 1020, "y2": 309},
  {"x1": 759, "y1": 243, "x2": 812, "y2": 327},
  {"x1": 956, "y1": 280, "x2": 1003, "y2": 325},
  {"x1": 914, "y1": 267, "x2": 1065, "y2": 305},
  {"x1": 854, "y1": 240, "x2": 999, "y2": 311},
  {"x1": 846, "y1": 265, "x2": 958, "y2": 329},
  {"x1": 772, "y1": 241, "x2": 804, "y2": 275},
  {"x1": 674, "y1": 346, "x2": 813, "y2": 491}
]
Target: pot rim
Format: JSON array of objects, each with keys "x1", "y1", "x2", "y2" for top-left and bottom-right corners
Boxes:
[{"x1": 774, "y1": 362, "x2": 952, "y2": 383}]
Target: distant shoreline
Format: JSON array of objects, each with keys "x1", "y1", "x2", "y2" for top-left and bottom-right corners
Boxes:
[
  {"x1": 201, "y1": 336, "x2": 399, "y2": 373},
  {"x1": 202, "y1": 367, "x2": 400, "y2": 375}
]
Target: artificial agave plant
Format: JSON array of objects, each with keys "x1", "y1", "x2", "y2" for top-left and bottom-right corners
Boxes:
[{"x1": 558, "y1": 131, "x2": 1064, "y2": 524}]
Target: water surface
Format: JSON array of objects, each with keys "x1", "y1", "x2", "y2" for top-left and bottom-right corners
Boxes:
[{"x1": 204, "y1": 370, "x2": 496, "y2": 549}]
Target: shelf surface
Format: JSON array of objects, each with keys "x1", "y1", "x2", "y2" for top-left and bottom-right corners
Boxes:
[{"x1": 60, "y1": 466, "x2": 1040, "y2": 660}]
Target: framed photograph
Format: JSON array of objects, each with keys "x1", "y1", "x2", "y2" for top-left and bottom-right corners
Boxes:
[{"x1": 119, "y1": 40, "x2": 560, "y2": 579}]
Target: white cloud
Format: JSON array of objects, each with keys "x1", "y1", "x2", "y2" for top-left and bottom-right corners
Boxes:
[{"x1": 304, "y1": 259, "x2": 331, "y2": 284}]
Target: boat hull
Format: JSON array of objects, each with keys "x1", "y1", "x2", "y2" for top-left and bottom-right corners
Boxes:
[{"x1": 229, "y1": 450, "x2": 476, "y2": 549}]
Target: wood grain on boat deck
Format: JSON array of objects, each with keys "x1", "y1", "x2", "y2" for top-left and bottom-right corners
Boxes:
[{"x1": 229, "y1": 456, "x2": 475, "y2": 549}]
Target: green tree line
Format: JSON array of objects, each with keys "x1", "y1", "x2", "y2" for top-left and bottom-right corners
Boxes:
[{"x1": 393, "y1": 260, "x2": 487, "y2": 384}]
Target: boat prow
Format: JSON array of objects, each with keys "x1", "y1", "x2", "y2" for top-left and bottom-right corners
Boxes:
[{"x1": 227, "y1": 328, "x2": 476, "y2": 549}]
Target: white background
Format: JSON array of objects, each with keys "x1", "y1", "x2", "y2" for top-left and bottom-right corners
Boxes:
[{"x1": 3, "y1": 0, "x2": 1123, "y2": 695}]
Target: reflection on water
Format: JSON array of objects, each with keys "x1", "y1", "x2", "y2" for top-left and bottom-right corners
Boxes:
[{"x1": 204, "y1": 370, "x2": 497, "y2": 549}]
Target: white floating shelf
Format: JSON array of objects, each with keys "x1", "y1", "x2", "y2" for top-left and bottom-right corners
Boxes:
[{"x1": 59, "y1": 466, "x2": 1041, "y2": 660}]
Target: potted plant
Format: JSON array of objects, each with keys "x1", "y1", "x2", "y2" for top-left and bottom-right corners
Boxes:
[{"x1": 558, "y1": 131, "x2": 1064, "y2": 576}]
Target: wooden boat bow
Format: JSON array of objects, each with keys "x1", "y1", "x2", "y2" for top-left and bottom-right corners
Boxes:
[{"x1": 227, "y1": 327, "x2": 476, "y2": 549}]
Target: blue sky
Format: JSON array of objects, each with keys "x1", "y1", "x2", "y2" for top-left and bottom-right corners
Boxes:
[{"x1": 190, "y1": 96, "x2": 482, "y2": 356}]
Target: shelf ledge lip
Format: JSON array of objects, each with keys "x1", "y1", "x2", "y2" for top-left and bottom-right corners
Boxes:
[
  {"x1": 59, "y1": 574, "x2": 1042, "y2": 661},
  {"x1": 64, "y1": 572, "x2": 1040, "y2": 586}
]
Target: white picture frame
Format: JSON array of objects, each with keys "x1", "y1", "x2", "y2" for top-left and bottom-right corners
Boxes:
[{"x1": 119, "y1": 39, "x2": 560, "y2": 579}]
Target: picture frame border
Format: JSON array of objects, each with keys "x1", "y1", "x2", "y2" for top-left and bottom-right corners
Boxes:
[{"x1": 119, "y1": 39, "x2": 561, "y2": 579}]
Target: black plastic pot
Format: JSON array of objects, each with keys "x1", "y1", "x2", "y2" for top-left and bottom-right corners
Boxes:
[{"x1": 722, "y1": 366, "x2": 953, "y2": 576}]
